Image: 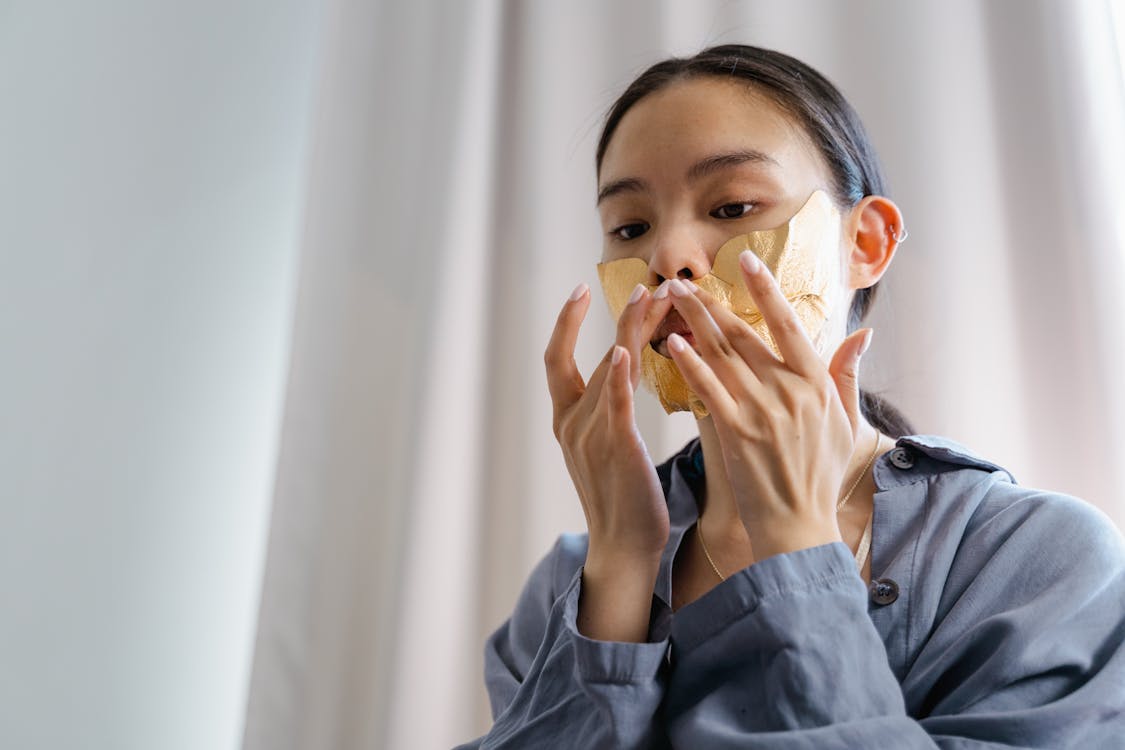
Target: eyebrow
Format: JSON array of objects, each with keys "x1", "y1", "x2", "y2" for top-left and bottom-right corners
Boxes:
[{"x1": 596, "y1": 149, "x2": 780, "y2": 205}]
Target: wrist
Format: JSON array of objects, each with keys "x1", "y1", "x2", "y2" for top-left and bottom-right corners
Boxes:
[
  {"x1": 578, "y1": 549, "x2": 661, "y2": 643},
  {"x1": 586, "y1": 531, "x2": 666, "y2": 570},
  {"x1": 583, "y1": 548, "x2": 662, "y2": 599},
  {"x1": 585, "y1": 540, "x2": 663, "y2": 569},
  {"x1": 744, "y1": 515, "x2": 841, "y2": 562}
]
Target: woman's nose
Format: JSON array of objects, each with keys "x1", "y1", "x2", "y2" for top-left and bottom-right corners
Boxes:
[{"x1": 647, "y1": 230, "x2": 711, "y2": 284}]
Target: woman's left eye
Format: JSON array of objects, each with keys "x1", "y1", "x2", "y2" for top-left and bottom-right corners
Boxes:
[{"x1": 711, "y1": 203, "x2": 756, "y2": 219}]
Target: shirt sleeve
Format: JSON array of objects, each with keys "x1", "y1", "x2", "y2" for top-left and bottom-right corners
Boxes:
[
  {"x1": 454, "y1": 535, "x2": 673, "y2": 750},
  {"x1": 911, "y1": 490, "x2": 1125, "y2": 747},
  {"x1": 663, "y1": 493, "x2": 1125, "y2": 749}
]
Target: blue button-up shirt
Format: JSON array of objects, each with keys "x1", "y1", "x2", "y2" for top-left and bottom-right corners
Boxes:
[{"x1": 457, "y1": 435, "x2": 1125, "y2": 748}]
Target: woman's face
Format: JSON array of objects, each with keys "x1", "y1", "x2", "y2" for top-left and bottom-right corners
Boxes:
[
  {"x1": 597, "y1": 76, "x2": 837, "y2": 275},
  {"x1": 596, "y1": 76, "x2": 857, "y2": 362}
]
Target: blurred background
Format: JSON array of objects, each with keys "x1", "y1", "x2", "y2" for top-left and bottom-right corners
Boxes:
[{"x1": 3, "y1": 1, "x2": 1124, "y2": 748}]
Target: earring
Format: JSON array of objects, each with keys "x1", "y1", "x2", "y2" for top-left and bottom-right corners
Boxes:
[{"x1": 887, "y1": 225, "x2": 909, "y2": 243}]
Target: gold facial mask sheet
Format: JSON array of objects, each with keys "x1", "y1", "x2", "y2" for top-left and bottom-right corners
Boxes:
[{"x1": 596, "y1": 189, "x2": 844, "y2": 418}]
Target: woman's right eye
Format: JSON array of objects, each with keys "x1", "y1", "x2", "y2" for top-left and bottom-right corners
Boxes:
[{"x1": 610, "y1": 223, "x2": 649, "y2": 241}]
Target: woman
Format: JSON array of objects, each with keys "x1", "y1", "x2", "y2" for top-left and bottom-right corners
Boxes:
[{"x1": 458, "y1": 45, "x2": 1125, "y2": 748}]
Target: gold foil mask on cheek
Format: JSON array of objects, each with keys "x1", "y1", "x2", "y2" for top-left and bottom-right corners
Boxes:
[{"x1": 596, "y1": 189, "x2": 844, "y2": 418}]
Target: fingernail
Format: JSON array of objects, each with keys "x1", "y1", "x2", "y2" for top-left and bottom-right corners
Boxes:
[
  {"x1": 860, "y1": 328, "x2": 874, "y2": 355},
  {"x1": 569, "y1": 283, "x2": 588, "y2": 302},
  {"x1": 667, "y1": 333, "x2": 687, "y2": 353},
  {"x1": 740, "y1": 251, "x2": 761, "y2": 274},
  {"x1": 669, "y1": 279, "x2": 691, "y2": 298},
  {"x1": 612, "y1": 345, "x2": 625, "y2": 365},
  {"x1": 627, "y1": 283, "x2": 645, "y2": 305},
  {"x1": 681, "y1": 278, "x2": 699, "y2": 293},
  {"x1": 654, "y1": 281, "x2": 671, "y2": 300}
]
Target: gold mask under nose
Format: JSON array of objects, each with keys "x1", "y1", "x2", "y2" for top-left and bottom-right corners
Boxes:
[{"x1": 596, "y1": 189, "x2": 844, "y2": 418}]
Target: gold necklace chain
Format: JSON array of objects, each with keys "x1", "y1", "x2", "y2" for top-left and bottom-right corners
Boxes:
[
  {"x1": 697, "y1": 521, "x2": 727, "y2": 581},
  {"x1": 837, "y1": 432, "x2": 883, "y2": 513},
  {"x1": 697, "y1": 433, "x2": 884, "y2": 582}
]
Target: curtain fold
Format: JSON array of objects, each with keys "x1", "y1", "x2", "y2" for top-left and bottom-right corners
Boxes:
[{"x1": 243, "y1": 2, "x2": 1125, "y2": 748}]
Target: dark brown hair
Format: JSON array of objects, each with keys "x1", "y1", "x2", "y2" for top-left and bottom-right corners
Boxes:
[{"x1": 596, "y1": 44, "x2": 915, "y2": 437}]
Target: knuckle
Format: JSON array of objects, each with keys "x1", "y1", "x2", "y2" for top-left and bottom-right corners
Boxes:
[
  {"x1": 727, "y1": 325, "x2": 754, "y2": 347},
  {"x1": 776, "y1": 314, "x2": 802, "y2": 336},
  {"x1": 707, "y1": 335, "x2": 735, "y2": 359},
  {"x1": 615, "y1": 307, "x2": 632, "y2": 330},
  {"x1": 544, "y1": 342, "x2": 568, "y2": 368}
]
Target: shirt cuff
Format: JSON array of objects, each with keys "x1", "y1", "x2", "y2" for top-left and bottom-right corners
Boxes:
[{"x1": 561, "y1": 566, "x2": 671, "y2": 684}]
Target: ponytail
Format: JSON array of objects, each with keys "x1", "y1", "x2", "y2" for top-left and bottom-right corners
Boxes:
[{"x1": 859, "y1": 390, "x2": 915, "y2": 438}]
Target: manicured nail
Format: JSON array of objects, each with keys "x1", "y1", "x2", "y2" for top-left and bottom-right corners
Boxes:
[
  {"x1": 654, "y1": 281, "x2": 671, "y2": 300},
  {"x1": 669, "y1": 279, "x2": 691, "y2": 298},
  {"x1": 740, "y1": 251, "x2": 761, "y2": 274},
  {"x1": 627, "y1": 283, "x2": 646, "y2": 305},
  {"x1": 612, "y1": 345, "x2": 625, "y2": 365},
  {"x1": 860, "y1": 328, "x2": 874, "y2": 356},
  {"x1": 667, "y1": 333, "x2": 688, "y2": 353},
  {"x1": 681, "y1": 279, "x2": 699, "y2": 293},
  {"x1": 569, "y1": 283, "x2": 588, "y2": 302}
]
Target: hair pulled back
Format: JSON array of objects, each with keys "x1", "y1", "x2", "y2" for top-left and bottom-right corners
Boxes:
[{"x1": 596, "y1": 44, "x2": 915, "y2": 437}]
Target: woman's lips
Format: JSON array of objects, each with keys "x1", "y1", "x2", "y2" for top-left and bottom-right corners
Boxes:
[{"x1": 650, "y1": 310, "x2": 694, "y2": 357}]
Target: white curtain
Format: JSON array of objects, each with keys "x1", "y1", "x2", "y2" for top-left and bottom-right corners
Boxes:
[
  {"x1": 242, "y1": 1, "x2": 1125, "y2": 748},
  {"x1": 2, "y1": 2, "x2": 321, "y2": 749}
]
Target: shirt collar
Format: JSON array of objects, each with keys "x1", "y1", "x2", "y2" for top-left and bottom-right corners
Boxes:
[{"x1": 873, "y1": 433, "x2": 1016, "y2": 491}]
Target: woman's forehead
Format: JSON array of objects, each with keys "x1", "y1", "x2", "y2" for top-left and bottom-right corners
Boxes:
[{"x1": 598, "y1": 77, "x2": 824, "y2": 185}]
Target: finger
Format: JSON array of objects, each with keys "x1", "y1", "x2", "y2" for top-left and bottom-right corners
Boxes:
[
  {"x1": 615, "y1": 282, "x2": 674, "y2": 387},
  {"x1": 828, "y1": 327, "x2": 873, "y2": 436},
  {"x1": 683, "y1": 279, "x2": 781, "y2": 376},
  {"x1": 666, "y1": 332, "x2": 738, "y2": 419},
  {"x1": 585, "y1": 281, "x2": 673, "y2": 400},
  {"x1": 738, "y1": 251, "x2": 821, "y2": 376},
  {"x1": 612, "y1": 284, "x2": 651, "y2": 386},
  {"x1": 545, "y1": 283, "x2": 592, "y2": 419},
  {"x1": 582, "y1": 284, "x2": 647, "y2": 402},
  {"x1": 603, "y1": 345, "x2": 636, "y2": 435},
  {"x1": 666, "y1": 279, "x2": 760, "y2": 389}
]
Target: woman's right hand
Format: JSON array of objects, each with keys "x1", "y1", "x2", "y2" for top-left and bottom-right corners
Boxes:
[{"x1": 545, "y1": 281, "x2": 673, "y2": 641}]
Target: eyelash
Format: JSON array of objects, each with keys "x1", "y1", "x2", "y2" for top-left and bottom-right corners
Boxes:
[
  {"x1": 712, "y1": 202, "x2": 756, "y2": 220},
  {"x1": 608, "y1": 202, "x2": 758, "y2": 241},
  {"x1": 609, "y1": 223, "x2": 648, "y2": 241}
]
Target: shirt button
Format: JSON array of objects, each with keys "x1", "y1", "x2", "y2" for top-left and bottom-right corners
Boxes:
[
  {"x1": 888, "y1": 447, "x2": 915, "y2": 470},
  {"x1": 869, "y1": 578, "x2": 900, "y2": 606}
]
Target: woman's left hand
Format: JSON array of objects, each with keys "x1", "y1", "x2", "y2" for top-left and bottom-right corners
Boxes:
[{"x1": 665, "y1": 251, "x2": 873, "y2": 561}]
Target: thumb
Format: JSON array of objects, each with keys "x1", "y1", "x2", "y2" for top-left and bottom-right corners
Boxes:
[{"x1": 828, "y1": 328, "x2": 873, "y2": 435}]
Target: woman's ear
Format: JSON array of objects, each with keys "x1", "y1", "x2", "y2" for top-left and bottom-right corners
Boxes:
[{"x1": 844, "y1": 195, "x2": 904, "y2": 289}]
